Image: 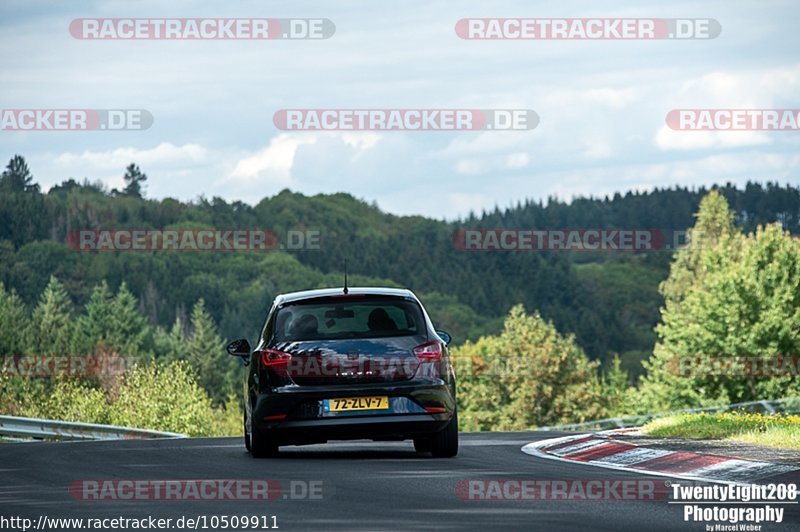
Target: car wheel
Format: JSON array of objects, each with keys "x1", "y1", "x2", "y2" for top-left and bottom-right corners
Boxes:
[
  {"x1": 244, "y1": 411, "x2": 251, "y2": 452},
  {"x1": 248, "y1": 400, "x2": 278, "y2": 458},
  {"x1": 430, "y1": 410, "x2": 458, "y2": 458},
  {"x1": 413, "y1": 437, "x2": 432, "y2": 453},
  {"x1": 249, "y1": 426, "x2": 279, "y2": 458}
]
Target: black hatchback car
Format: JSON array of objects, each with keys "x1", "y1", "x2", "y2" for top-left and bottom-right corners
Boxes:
[{"x1": 226, "y1": 287, "x2": 458, "y2": 458}]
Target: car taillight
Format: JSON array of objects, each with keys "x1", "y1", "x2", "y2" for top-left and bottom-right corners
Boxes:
[
  {"x1": 258, "y1": 349, "x2": 292, "y2": 368},
  {"x1": 414, "y1": 341, "x2": 443, "y2": 360}
]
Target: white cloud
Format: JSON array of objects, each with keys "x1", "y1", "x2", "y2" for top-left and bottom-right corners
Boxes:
[
  {"x1": 454, "y1": 159, "x2": 481, "y2": 175},
  {"x1": 505, "y1": 152, "x2": 529, "y2": 169},
  {"x1": 227, "y1": 134, "x2": 318, "y2": 185},
  {"x1": 453, "y1": 151, "x2": 530, "y2": 175},
  {"x1": 225, "y1": 132, "x2": 384, "y2": 189},
  {"x1": 650, "y1": 65, "x2": 800, "y2": 152},
  {"x1": 654, "y1": 126, "x2": 771, "y2": 151},
  {"x1": 446, "y1": 192, "x2": 490, "y2": 216},
  {"x1": 546, "y1": 87, "x2": 639, "y2": 110},
  {"x1": 2, "y1": 1, "x2": 799, "y2": 219},
  {"x1": 42, "y1": 142, "x2": 211, "y2": 192},
  {"x1": 678, "y1": 67, "x2": 800, "y2": 107},
  {"x1": 537, "y1": 151, "x2": 800, "y2": 203},
  {"x1": 583, "y1": 139, "x2": 614, "y2": 159},
  {"x1": 439, "y1": 131, "x2": 536, "y2": 159},
  {"x1": 54, "y1": 142, "x2": 207, "y2": 170},
  {"x1": 341, "y1": 133, "x2": 382, "y2": 155}
]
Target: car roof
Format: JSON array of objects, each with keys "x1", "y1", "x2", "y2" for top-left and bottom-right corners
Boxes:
[{"x1": 275, "y1": 287, "x2": 417, "y2": 305}]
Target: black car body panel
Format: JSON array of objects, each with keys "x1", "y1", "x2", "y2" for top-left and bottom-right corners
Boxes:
[{"x1": 232, "y1": 287, "x2": 457, "y2": 450}]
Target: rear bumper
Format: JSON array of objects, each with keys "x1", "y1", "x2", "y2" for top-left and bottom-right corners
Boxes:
[
  {"x1": 250, "y1": 378, "x2": 455, "y2": 444},
  {"x1": 261, "y1": 413, "x2": 450, "y2": 445}
]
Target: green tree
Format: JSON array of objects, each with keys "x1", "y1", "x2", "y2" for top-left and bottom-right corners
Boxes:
[
  {"x1": 660, "y1": 190, "x2": 738, "y2": 310},
  {"x1": 0, "y1": 155, "x2": 39, "y2": 193},
  {"x1": 72, "y1": 282, "x2": 150, "y2": 358},
  {"x1": 0, "y1": 284, "x2": 27, "y2": 355},
  {"x1": 28, "y1": 276, "x2": 74, "y2": 356},
  {"x1": 638, "y1": 193, "x2": 800, "y2": 411},
  {"x1": 73, "y1": 281, "x2": 115, "y2": 354},
  {"x1": 121, "y1": 163, "x2": 147, "y2": 198},
  {"x1": 107, "y1": 282, "x2": 150, "y2": 357},
  {"x1": 601, "y1": 355, "x2": 634, "y2": 417},
  {"x1": 455, "y1": 305, "x2": 607, "y2": 431},
  {"x1": 0, "y1": 284, "x2": 33, "y2": 416},
  {"x1": 153, "y1": 315, "x2": 186, "y2": 362},
  {"x1": 636, "y1": 192, "x2": 741, "y2": 411},
  {"x1": 186, "y1": 299, "x2": 234, "y2": 405}
]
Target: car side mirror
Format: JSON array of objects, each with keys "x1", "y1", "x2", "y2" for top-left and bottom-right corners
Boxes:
[
  {"x1": 226, "y1": 338, "x2": 251, "y2": 357},
  {"x1": 436, "y1": 330, "x2": 452, "y2": 346}
]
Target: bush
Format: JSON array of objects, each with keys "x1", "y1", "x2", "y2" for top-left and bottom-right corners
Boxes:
[
  {"x1": 24, "y1": 379, "x2": 109, "y2": 424},
  {"x1": 455, "y1": 305, "x2": 608, "y2": 431},
  {"x1": 108, "y1": 361, "x2": 215, "y2": 436},
  {"x1": 210, "y1": 395, "x2": 244, "y2": 437}
]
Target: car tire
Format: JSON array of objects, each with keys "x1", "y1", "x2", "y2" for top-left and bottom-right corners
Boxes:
[
  {"x1": 247, "y1": 400, "x2": 278, "y2": 458},
  {"x1": 249, "y1": 426, "x2": 279, "y2": 458},
  {"x1": 430, "y1": 410, "x2": 459, "y2": 458},
  {"x1": 413, "y1": 437, "x2": 432, "y2": 453},
  {"x1": 244, "y1": 411, "x2": 251, "y2": 452}
]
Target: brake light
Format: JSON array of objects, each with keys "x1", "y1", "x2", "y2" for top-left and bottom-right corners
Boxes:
[
  {"x1": 258, "y1": 349, "x2": 292, "y2": 367},
  {"x1": 414, "y1": 341, "x2": 443, "y2": 360}
]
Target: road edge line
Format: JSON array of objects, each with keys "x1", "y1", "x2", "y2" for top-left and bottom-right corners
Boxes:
[{"x1": 521, "y1": 433, "x2": 747, "y2": 486}]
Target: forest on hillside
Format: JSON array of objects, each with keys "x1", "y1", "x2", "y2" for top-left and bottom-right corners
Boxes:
[{"x1": 1, "y1": 154, "x2": 799, "y2": 382}]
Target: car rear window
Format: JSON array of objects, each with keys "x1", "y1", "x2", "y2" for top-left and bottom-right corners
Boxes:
[{"x1": 272, "y1": 297, "x2": 425, "y2": 341}]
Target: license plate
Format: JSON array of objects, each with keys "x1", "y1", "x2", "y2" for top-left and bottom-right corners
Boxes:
[{"x1": 324, "y1": 396, "x2": 389, "y2": 412}]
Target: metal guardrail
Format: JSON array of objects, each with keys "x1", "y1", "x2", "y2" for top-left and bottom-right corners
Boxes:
[
  {"x1": 0, "y1": 415, "x2": 187, "y2": 441},
  {"x1": 537, "y1": 397, "x2": 800, "y2": 432}
]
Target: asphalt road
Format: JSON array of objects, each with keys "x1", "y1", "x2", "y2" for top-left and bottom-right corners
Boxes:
[{"x1": 1, "y1": 432, "x2": 798, "y2": 531}]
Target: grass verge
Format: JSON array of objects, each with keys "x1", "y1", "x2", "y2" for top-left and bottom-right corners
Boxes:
[{"x1": 642, "y1": 411, "x2": 800, "y2": 450}]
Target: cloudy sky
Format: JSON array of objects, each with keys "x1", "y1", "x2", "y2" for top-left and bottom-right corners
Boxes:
[{"x1": 1, "y1": 0, "x2": 798, "y2": 219}]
